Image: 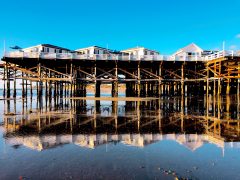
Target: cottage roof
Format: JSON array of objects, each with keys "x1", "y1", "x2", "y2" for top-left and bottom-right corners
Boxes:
[
  {"x1": 75, "y1": 45, "x2": 121, "y2": 54},
  {"x1": 121, "y1": 46, "x2": 159, "y2": 53},
  {"x1": 173, "y1": 43, "x2": 203, "y2": 55},
  {"x1": 41, "y1": 44, "x2": 71, "y2": 51},
  {"x1": 76, "y1": 45, "x2": 108, "y2": 51},
  {"x1": 23, "y1": 44, "x2": 71, "y2": 51}
]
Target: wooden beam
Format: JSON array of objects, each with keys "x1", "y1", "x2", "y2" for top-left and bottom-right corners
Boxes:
[
  {"x1": 118, "y1": 68, "x2": 138, "y2": 79},
  {"x1": 141, "y1": 68, "x2": 163, "y2": 79}
]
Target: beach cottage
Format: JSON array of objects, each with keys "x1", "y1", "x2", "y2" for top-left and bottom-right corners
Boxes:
[
  {"x1": 121, "y1": 46, "x2": 159, "y2": 56},
  {"x1": 75, "y1": 46, "x2": 121, "y2": 55},
  {"x1": 172, "y1": 43, "x2": 204, "y2": 61},
  {"x1": 22, "y1": 44, "x2": 71, "y2": 53},
  {"x1": 120, "y1": 47, "x2": 159, "y2": 60}
]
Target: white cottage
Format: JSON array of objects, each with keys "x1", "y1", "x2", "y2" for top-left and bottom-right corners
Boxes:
[
  {"x1": 22, "y1": 44, "x2": 71, "y2": 53},
  {"x1": 173, "y1": 43, "x2": 203, "y2": 56},
  {"x1": 121, "y1": 46, "x2": 159, "y2": 56},
  {"x1": 172, "y1": 43, "x2": 203, "y2": 61},
  {"x1": 75, "y1": 46, "x2": 121, "y2": 55}
]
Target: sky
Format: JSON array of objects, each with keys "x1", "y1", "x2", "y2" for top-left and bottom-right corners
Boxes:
[{"x1": 0, "y1": 0, "x2": 240, "y2": 56}]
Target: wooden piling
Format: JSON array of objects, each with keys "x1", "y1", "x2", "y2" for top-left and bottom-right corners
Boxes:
[
  {"x1": 218, "y1": 61, "x2": 222, "y2": 95},
  {"x1": 22, "y1": 72, "x2": 25, "y2": 98},
  {"x1": 137, "y1": 62, "x2": 141, "y2": 97},
  {"x1": 181, "y1": 63, "x2": 184, "y2": 96},
  {"x1": 6, "y1": 63, "x2": 10, "y2": 98},
  {"x1": 30, "y1": 80, "x2": 33, "y2": 97},
  {"x1": 25, "y1": 79, "x2": 28, "y2": 97},
  {"x1": 206, "y1": 66, "x2": 209, "y2": 96},
  {"x1": 238, "y1": 63, "x2": 240, "y2": 96},
  {"x1": 38, "y1": 63, "x2": 43, "y2": 97},
  {"x1": 213, "y1": 62, "x2": 216, "y2": 96},
  {"x1": 95, "y1": 81, "x2": 101, "y2": 97},
  {"x1": 13, "y1": 69, "x2": 16, "y2": 98},
  {"x1": 112, "y1": 63, "x2": 118, "y2": 97},
  {"x1": 2, "y1": 63, "x2": 6, "y2": 98}
]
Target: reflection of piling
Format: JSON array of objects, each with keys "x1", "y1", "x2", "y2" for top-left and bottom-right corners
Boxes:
[
  {"x1": 112, "y1": 100, "x2": 118, "y2": 129},
  {"x1": 181, "y1": 95, "x2": 184, "y2": 132},
  {"x1": 137, "y1": 101, "x2": 141, "y2": 131},
  {"x1": 95, "y1": 100, "x2": 101, "y2": 113}
]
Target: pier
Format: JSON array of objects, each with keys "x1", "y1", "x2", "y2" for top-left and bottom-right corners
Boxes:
[{"x1": 1, "y1": 45, "x2": 240, "y2": 98}]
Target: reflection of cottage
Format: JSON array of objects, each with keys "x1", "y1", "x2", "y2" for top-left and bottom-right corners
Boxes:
[
  {"x1": 73, "y1": 134, "x2": 109, "y2": 149},
  {"x1": 121, "y1": 133, "x2": 160, "y2": 147},
  {"x1": 121, "y1": 134, "x2": 144, "y2": 147},
  {"x1": 5, "y1": 133, "x2": 229, "y2": 152},
  {"x1": 73, "y1": 134, "x2": 97, "y2": 149},
  {"x1": 176, "y1": 134, "x2": 204, "y2": 151},
  {"x1": 5, "y1": 135, "x2": 72, "y2": 151},
  {"x1": 22, "y1": 44, "x2": 71, "y2": 53}
]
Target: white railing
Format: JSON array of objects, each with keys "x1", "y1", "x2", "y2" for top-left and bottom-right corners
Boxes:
[
  {"x1": 203, "y1": 51, "x2": 225, "y2": 60},
  {"x1": 4, "y1": 50, "x2": 240, "y2": 62}
]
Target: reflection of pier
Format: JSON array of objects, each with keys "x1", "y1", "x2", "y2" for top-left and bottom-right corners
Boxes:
[{"x1": 2, "y1": 95, "x2": 240, "y2": 152}]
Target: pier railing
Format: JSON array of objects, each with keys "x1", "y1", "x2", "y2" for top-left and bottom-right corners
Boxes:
[{"x1": 3, "y1": 50, "x2": 240, "y2": 61}]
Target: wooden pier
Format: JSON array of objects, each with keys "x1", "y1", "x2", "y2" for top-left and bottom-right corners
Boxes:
[{"x1": 1, "y1": 51, "x2": 240, "y2": 98}]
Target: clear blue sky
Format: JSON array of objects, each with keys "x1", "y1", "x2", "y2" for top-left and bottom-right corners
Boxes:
[{"x1": 0, "y1": 0, "x2": 240, "y2": 55}]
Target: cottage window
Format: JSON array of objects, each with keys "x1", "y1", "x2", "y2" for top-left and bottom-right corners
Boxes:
[
  {"x1": 33, "y1": 47, "x2": 38, "y2": 52},
  {"x1": 94, "y1": 49, "x2": 99, "y2": 54}
]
